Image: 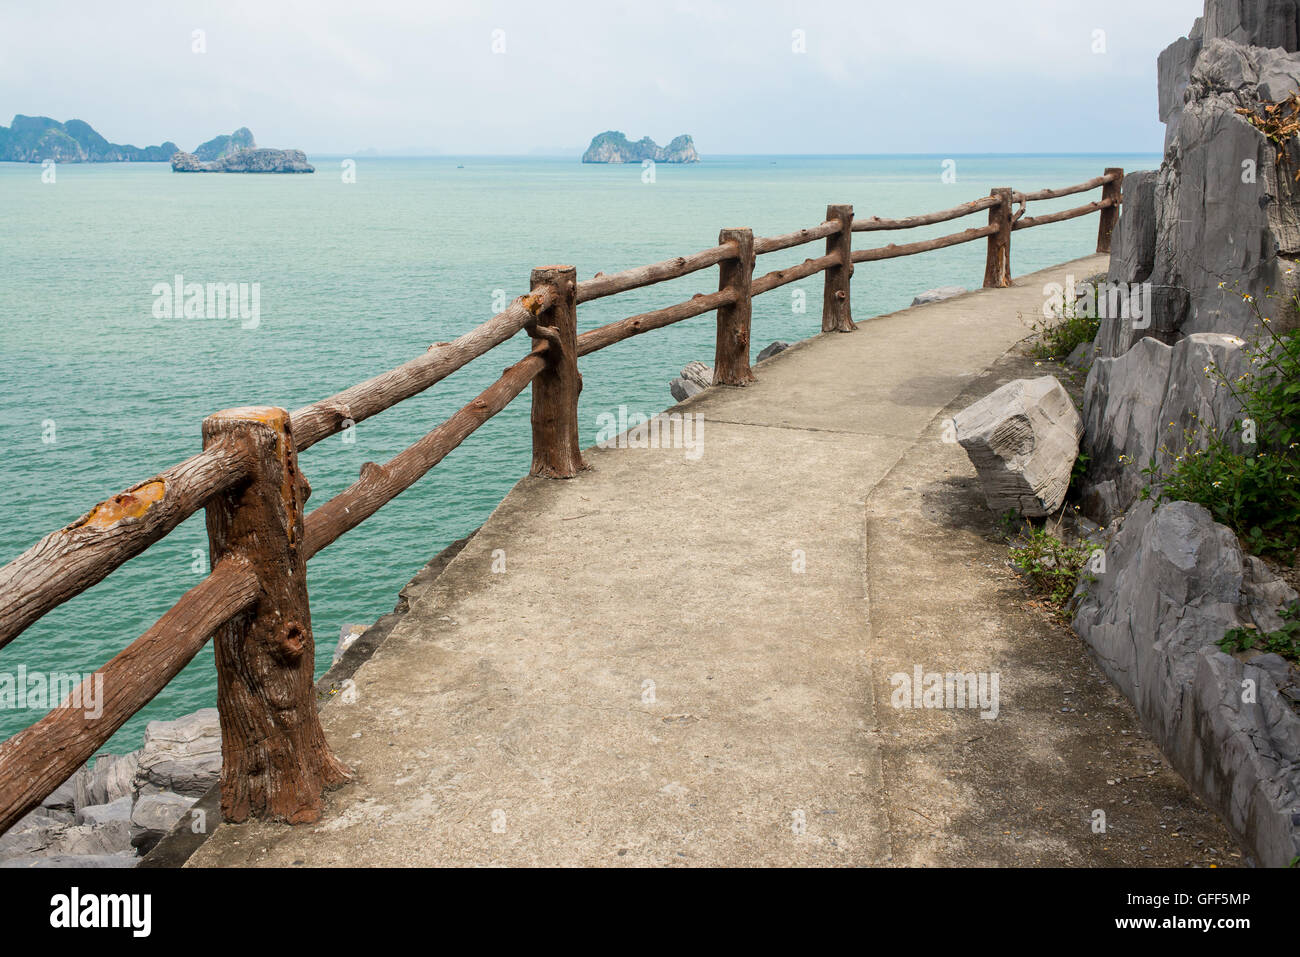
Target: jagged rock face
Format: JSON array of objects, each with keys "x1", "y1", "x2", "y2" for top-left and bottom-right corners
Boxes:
[
  {"x1": 171, "y1": 147, "x2": 314, "y2": 173},
  {"x1": 1204, "y1": 0, "x2": 1300, "y2": 49},
  {"x1": 953, "y1": 376, "x2": 1082, "y2": 518},
  {"x1": 582, "y1": 131, "x2": 700, "y2": 163},
  {"x1": 133, "y1": 708, "x2": 221, "y2": 798},
  {"x1": 1097, "y1": 171, "x2": 1158, "y2": 358},
  {"x1": 1081, "y1": 333, "x2": 1249, "y2": 524},
  {"x1": 1073, "y1": 499, "x2": 1300, "y2": 867},
  {"x1": 1152, "y1": 39, "x2": 1300, "y2": 344}
]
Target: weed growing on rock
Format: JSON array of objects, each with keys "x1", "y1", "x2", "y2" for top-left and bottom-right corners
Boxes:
[
  {"x1": 1008, "y1": 522, "x2": 1094, "y2": 611},
  {"x1": 1028, "y1": 283, "x2": 1101, "y2": 361},
  {"x1": 1219, "y1": 602, "x2": 1300, "y2": 664}
]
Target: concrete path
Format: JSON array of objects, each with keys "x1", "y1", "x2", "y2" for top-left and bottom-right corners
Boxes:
[{"x1": 189, "y1": 254, "x2": 1241, "y2": 866}]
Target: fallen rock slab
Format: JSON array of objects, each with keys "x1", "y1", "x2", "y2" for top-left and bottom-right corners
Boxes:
[
  {"x1": 911, "y1": 286, "x2": 967, "y2": 306},
  {"x1": 953, "y1": 376, "x2": 1083, "y2": 517}
]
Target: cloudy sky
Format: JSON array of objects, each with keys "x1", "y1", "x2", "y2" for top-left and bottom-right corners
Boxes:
[{"x1": 0, "y1": 0, "x2": 1203, "y2": 156}]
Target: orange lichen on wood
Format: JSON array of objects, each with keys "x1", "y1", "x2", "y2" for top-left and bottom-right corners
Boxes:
[{"x1": 76, "y1": 480, "x2": 166, "y2": 530}]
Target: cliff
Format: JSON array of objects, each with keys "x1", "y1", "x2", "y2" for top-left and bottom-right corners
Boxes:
[
  {"x1": 0, "y1": 115, "x2": 177, "y2": 163},
  {"x1": 192, "y1": 126, "x2": 255, "y2": 161},
  {"x1": 582, "y1": 131, "x2": 699, "y2": 163}
]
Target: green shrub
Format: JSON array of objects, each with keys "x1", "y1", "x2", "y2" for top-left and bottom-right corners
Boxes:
[
  {"x1": 1143, "y1": 287, "x2": 1300, "y2": 560},
  {"x1": 1029, "y1": 284, "x2": 1101, "y2": 361},
  {"x1": 1218, "y1": 601, "x2": 1300, "y2": 664},
  {"x1": 1008, "y1": 523, "x2": 1095, "y2": 610}
]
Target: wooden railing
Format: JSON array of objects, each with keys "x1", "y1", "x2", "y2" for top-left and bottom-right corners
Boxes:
[{"x1": 0, "y1": 168, "x2": 1123, "y2": 831}]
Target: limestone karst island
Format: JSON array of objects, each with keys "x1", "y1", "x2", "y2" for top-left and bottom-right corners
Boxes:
[
  {"x1": 582, "y1": 131, "x2": 700, "y2": 163},
  {"x1": 0, "y1": 0, "x2": 1296, "y2": 933}
]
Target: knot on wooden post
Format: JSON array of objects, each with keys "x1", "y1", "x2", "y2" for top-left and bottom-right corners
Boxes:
[
  {"x1": 714, "y1": 227, "x2": 756, "y2": 386},
  {"x1": 528, "y1": 266, "x2": 588, "y2": 479},
  {"x1": 983, "y1": 188, "x2": 1014, "y2": 289},
  {"x1": 822, "y1": 204, "x2": 856, "y2": 333},
  {"x1": 201, "y1": 405, "x2": 350, "y2": 825}
]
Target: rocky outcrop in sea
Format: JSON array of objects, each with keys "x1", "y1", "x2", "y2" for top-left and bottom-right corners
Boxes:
[
  {"x1": 582, "y1": 131, "x2": 699, "y2": 163},
  {"x1": 172, "y1": 148, "x2": 314, "y2": 173}
]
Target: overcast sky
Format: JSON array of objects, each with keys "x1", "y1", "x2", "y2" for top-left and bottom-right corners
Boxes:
[{"x1": 0, "y1": 0, "x2": 1203, "y2": 156}]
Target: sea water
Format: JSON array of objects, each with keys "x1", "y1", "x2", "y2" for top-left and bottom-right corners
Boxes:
[{"x1": 0, "y1": 153, "x2": 1159, "y2": 749}]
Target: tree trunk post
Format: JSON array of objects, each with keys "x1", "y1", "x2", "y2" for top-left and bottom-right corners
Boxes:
[
  {"x1": 1097, "y1": 168, "x2": 1124, "y2": 254},
  {"x1": 822, "y1": 204, "x2": 856, "y2": 333},
  {"x1": 982, "y1": 188, "x2": 1014, "y2": 288},
  {"x1": 713, "y1": 227, "x2": 756, "y2": 385},
  {"x1": 529, "y1": 265, "x2": 587, "y2": 478},
  {"x1": 201, "y1": 406, "x2": 349, "y2": 824}
]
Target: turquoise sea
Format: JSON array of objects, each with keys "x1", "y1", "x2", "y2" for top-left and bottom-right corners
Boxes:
[{"x1": 0, "y1": 153, "x2": 1159, "y2": 750}]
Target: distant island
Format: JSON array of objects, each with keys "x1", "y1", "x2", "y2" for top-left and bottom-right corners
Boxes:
[
  {"x1": 582, "y1": 131, "x2": 699, "y2": 163},
  {"x1": 0, "y1": 115, "x2": 177, "y2": 163},
  {"x1": 0, "y1": 117, "x2": 313, "y2": 172},
  {"x1": 171, "y1": 128, "x2": 314, "y2": 173}
]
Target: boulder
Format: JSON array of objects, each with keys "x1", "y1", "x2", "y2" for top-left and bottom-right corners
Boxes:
[
  {"x1": 0, "y1": 810, "x2": 67, "y2": 859},
  {"x1": 1081, "y1": 333, "x2": 1248, "y2": 524},
  {"x1": 680, "y1": 361, "x2": 713, "y2": 390},
  {"x1": 333, "y1": 623, "x2": 367, "y2": 666},
  {"x1": 75, "y1": 750, "x2": 140, "y2": 810},
  {"x1": 75, "y1": 795, "x2": 133, "y2": 828},
  {"x1": 55, "y1": 821, "x2": 133, "y2": 856},
  {"x1": 133, "y1": 708, "x2": 221, "y2": 798},
  {"x1": 130, "y1": 793, "x2": 198, "y2": 853},
  {"x1": 911, "y1": 286, "x2": 966, "y2": 306},
  {"x1": 669, "y1": 378, "x2": 705, "y2": 403},
  {"x1": 756, "y1": 341, "x2": 790, "y2": 362},
  {"x1": 1073, "y1": 498, "x2": 1300, "y2": 866},
  {"x1": 952, "y1": 376, "x2": 1083, "y2": 518}
]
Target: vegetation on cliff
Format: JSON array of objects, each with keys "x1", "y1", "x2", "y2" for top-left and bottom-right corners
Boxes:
[{"x1": 0, "y1": 115, "x2": 177, "y2": 163}]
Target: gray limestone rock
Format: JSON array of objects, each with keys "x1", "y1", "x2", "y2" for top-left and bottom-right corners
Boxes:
[
  {"x1": 130, "y1": 792, "x2": 199, "y2": 853},
  {"x1": 1073, "y1": 498, "x2": 1300, "y2": 866},
  {"x1": 133, "y1": 708, "x2": 221, "y2": 798},
  {"x1": 756, "y1": 341, "x2": 790, "y2": 362},
  {"x1": 953, "y1": 376, "x2": 1083, "y2": 518},
  {"x1": 911, "y1": 286, "x2": 967, "y2": 306}
]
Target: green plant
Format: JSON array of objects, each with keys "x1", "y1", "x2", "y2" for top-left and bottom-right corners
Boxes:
[
  {"x1": 1008, "y1": 523, "x2": 1095, "y2": 610},
  {"x1": 1029, "y1": 283, "x2": 1101, "y2": 361},
  {"x1": 1143, "y1": 285, "x2": 1300, "y2": 559},
  {"x1": 1218, "y1": 601, "x2": 1300, "y2": 664}
]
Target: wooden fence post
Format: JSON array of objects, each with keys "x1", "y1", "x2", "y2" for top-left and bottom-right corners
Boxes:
[
  {"x1": 201, "y1": 406, "x2": 349, "y2": 824},
  {"x1": 1097, "y1": 168, "x2": 1124, "y2": 254},
  {"x1": 822, "y1": 204, "x2": 856, "y2": 333},
  {"x1": 982, "y1": 188, "x2": 1013, "y2": 288},
  {"x1": 529, "y1": 265, "x2": 587, "y2": 478},
  {"x1": 714, "y1": 227, "x2": 756, "y2": 385}
]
